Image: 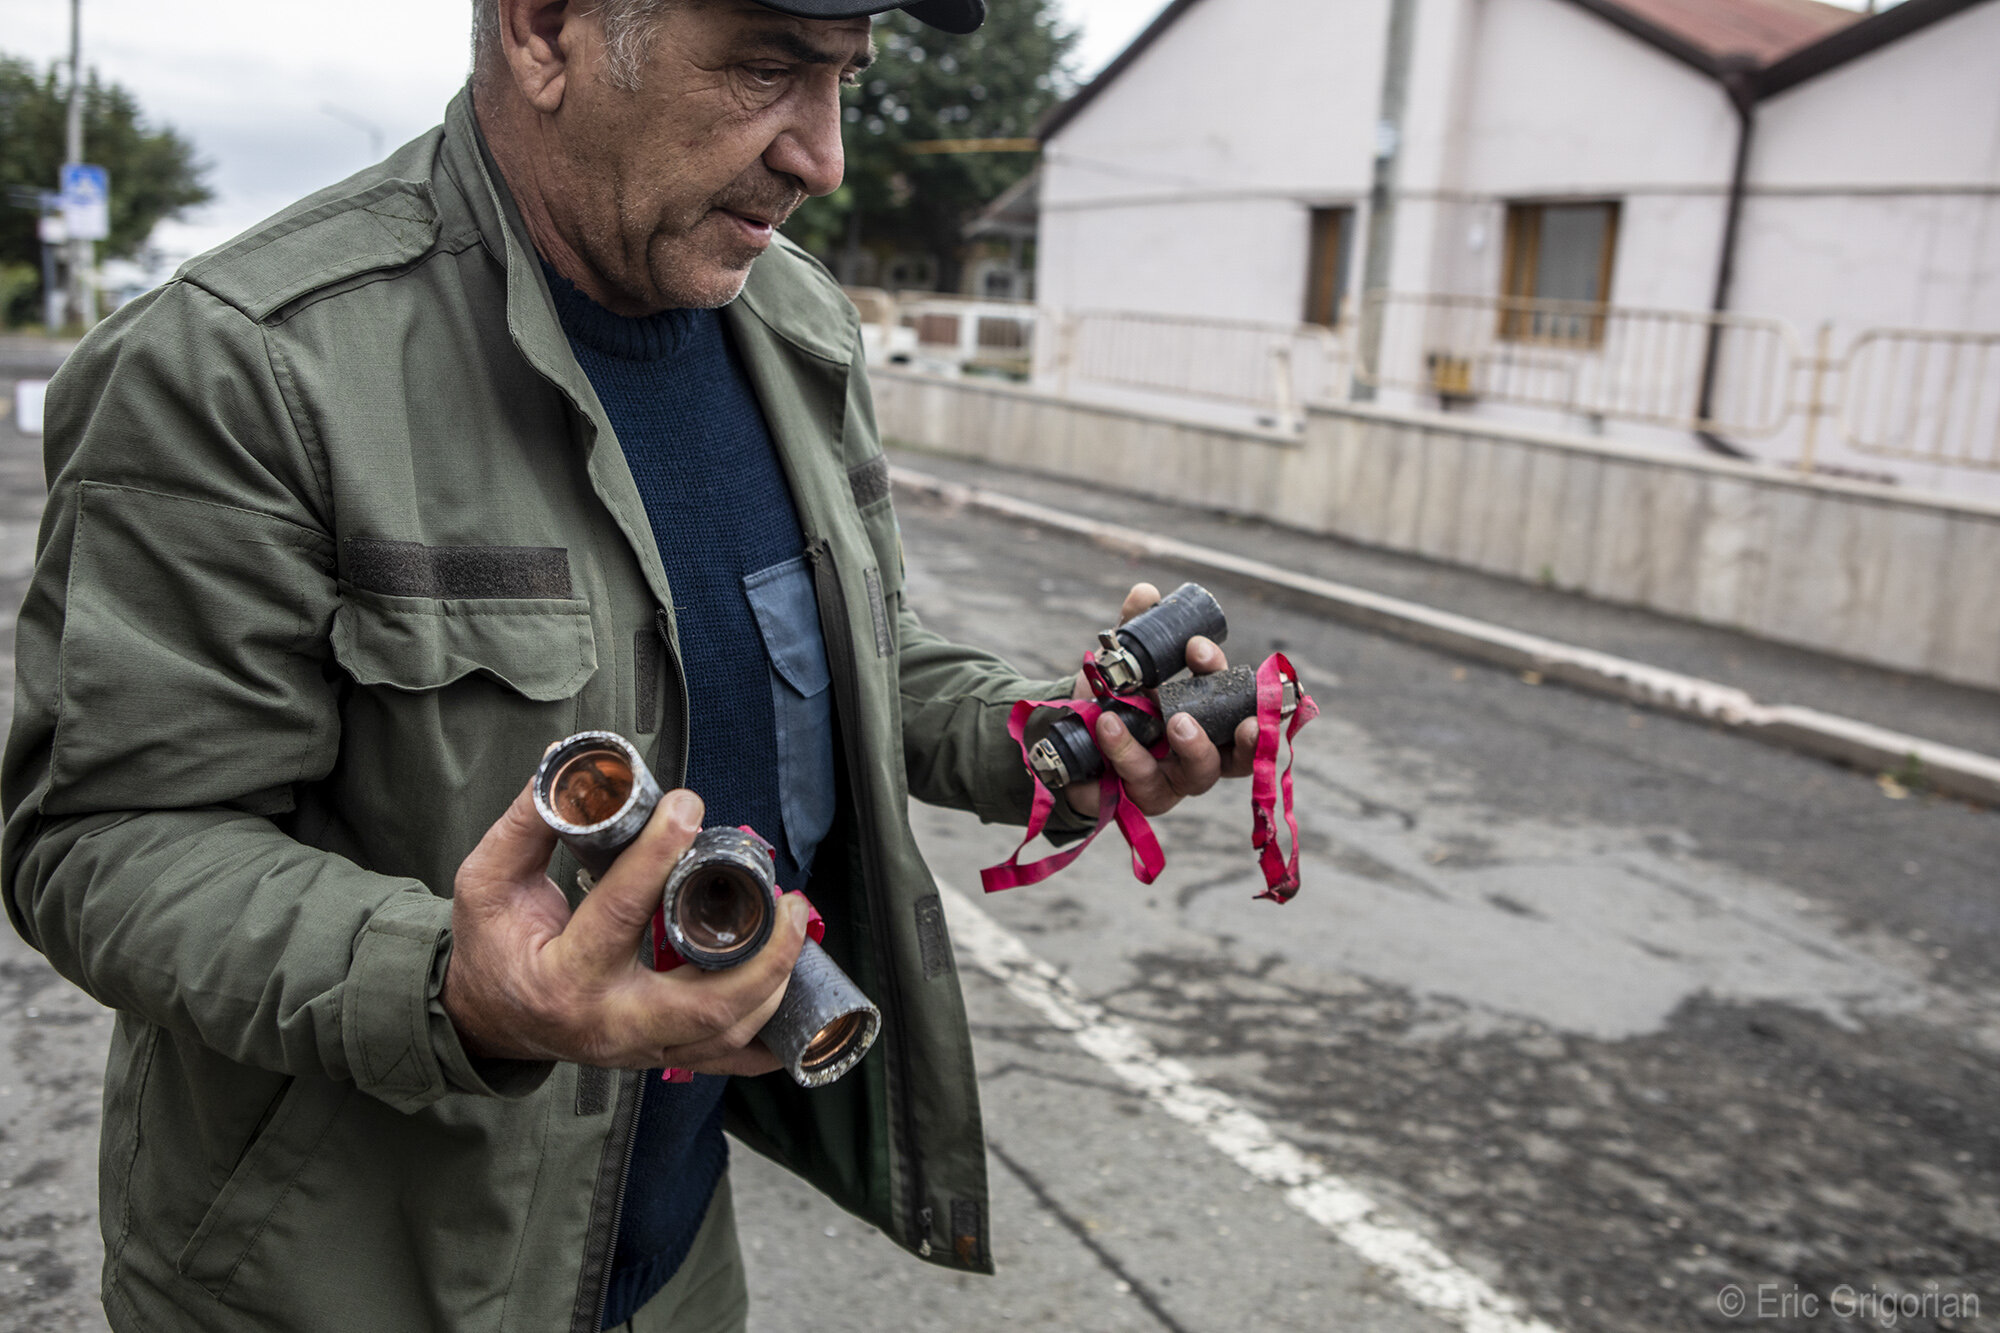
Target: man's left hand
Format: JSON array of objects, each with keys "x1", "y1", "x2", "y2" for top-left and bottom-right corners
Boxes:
[{"x1": 1063, "y1": 582, "x2": 1259, "y2": 819}]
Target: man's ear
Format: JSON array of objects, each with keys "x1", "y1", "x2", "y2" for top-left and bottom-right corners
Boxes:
[{"x1": 496, "y1": 0, "x2": 580, "y2": 113}]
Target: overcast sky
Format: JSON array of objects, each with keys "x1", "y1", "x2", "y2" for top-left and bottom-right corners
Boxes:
[{"x1": 1, "y1": 0, "x2": 1172, "y2": 266}]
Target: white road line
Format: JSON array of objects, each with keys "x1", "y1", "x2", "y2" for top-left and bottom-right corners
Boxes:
[{"x1": 941, "y1": 884, "x2": 1562, "y2": 1333}]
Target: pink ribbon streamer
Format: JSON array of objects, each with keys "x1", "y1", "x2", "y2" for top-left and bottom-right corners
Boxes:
[
  {"x1": 980, "y1": 653, "x2": 1317, "y2": 901},
  {"x1": 1250, "y1": 652, "x2": 1318, "y2": 902}
]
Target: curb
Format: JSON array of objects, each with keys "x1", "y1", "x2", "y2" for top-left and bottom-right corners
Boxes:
[{"x1": 891, "y1": 466, "x2": 2000, "y2": 808}]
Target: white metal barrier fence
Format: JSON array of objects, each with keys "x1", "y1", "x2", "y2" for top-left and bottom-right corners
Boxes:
[
  {"x1": 1354, "y1": 291, "x2": 1797, "y2": 438},
  {"x1": 847, "y1": 287, "x2": 1999, "y2": 473},
  {"x1": 1838, "y1": 328, "x2": 2000, "y2": 471},
  {"x1": 898, "y1": 293, "x2": 1036, "y2": 376},
  {"x1": 1354, "y1": 291, "x2": 2000, "y2": 472},
  {"x1": 1039, "y1": 310, "x2": 1350, "y2": 423}
]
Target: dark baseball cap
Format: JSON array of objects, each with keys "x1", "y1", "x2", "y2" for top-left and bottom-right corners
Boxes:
[{"x1": 754, "y1": 0, "x2": 987, "y2": 35}]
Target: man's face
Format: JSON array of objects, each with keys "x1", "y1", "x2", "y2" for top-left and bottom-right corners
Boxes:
[{"x1": 550, "y1": 0, "x2": 873, "y2": 312}]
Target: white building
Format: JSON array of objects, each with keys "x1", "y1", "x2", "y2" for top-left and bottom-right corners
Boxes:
[{"x1": 1033, "y1": 0, "x2": 2000, "y2": 495}]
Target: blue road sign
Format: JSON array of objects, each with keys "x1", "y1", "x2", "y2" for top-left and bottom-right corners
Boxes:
[{"x1": 59, "y1": 163, "x2": 109, "y2": 242}]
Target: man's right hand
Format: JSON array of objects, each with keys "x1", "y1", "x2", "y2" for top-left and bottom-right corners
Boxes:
[{"x1": 442, "y1": 782, "x2": 809, "y2": 1074}]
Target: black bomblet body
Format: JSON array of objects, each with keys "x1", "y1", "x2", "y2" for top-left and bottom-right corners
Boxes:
[{"x1": 1094, "y1": 582, "x2": 1228, "y2": 693}]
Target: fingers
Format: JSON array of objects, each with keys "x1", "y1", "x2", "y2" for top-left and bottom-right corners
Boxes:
[
  {"x1": 1117, "y1": 582, "x2": 1161, "y2": 625},
  {"x1": 1222, "y1": 715, "x2": 1260, "y2": 779},
  {"x1": 1096, "y1": 711, "x2": 1183, "y2": 814},
  {"x1": 1185, "y1": 634, "x2": 1229, "y2": 676},
  {"x1": 455, "y1": 780, "x2": 560, "y2": 897},
  {"x1": 680, "y1": 1043, "x2": 786, "y2": 1078},
  {"x1": 1163, "y1": 711, "x2": 1225, "y2": 798},
  {"x1": 1095, "y1": 707, "x2": 1237, "y2": 817},
  {"x1": 628, "y1": 895, "x2": 811, "y2": 1063},
  {"x1": 562, "y1": 790, "x2": 704, "y2": 973}
]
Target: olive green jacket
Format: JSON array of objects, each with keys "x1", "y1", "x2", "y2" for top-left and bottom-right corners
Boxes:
[{"x1": 2, "y1": 89, "x2": 1065, "y2": 1333}]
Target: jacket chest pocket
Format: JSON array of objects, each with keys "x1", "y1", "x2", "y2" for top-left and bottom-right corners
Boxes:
[
  {"x1": 326, "y1": 586, "x2": 599, "y2": 871},
  {"x1": 744, "y1": 555, "x2": 836, "y2": 879},
  {"x1": 331, "y1": 589, "x2": 598, "y2": 701},
  {"x1": 331, "y1": 538, "x2": 596, "y2": 703}
]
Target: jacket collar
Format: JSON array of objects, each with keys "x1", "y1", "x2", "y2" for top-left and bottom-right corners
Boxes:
[
  {"x1": 437, "y1": 87, "x2": 599, "y2": 419},
  {"x1": 437, "y1": 86, "x2": 682, "y2": 617}
]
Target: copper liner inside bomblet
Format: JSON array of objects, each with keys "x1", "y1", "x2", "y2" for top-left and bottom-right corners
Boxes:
[
  {"x1": 532, "y1": 732, "x2": 663, "y2": 882},
  {"x1": 658, "y1": 831, "x2": 877, "y2": 1080},
  {"x1": 663, "y1": 844, "x2": 778, "y2": 969},
  {"x1": 548, "y1": 746, "x2": 634, "y2": 827},
  {"x1": 799, "y1": 1010, "x2": 870, "y2": 1072}
]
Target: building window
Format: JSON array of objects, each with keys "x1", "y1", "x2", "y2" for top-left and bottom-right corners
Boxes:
[
  {"x1": 1303, "y1": 207, "x2": 1354, "y2": 328},
  {"x1": 1499, "y1": 201, "x2": 1619, "y2": 344},
  {"x1": 885, "y1": 254, "x2": 938, "y2": 292}
]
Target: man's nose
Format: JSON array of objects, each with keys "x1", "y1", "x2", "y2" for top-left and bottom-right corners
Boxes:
[{"x1": 766, "y1": 90, "x2": 846, "y2": 198}]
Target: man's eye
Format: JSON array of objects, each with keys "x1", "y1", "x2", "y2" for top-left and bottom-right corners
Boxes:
[{"x1": 745, "y1": 65, "x2": 788, "y2": 86}]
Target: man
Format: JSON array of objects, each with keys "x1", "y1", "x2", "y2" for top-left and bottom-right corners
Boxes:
[{"x1": 1, "y1": 1, "x2": 1255, "y2": 1329}]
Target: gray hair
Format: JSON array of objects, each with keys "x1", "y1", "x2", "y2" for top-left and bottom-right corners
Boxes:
[{"x1": 472, "y1": 0, "x2": 682, "y2": 92}]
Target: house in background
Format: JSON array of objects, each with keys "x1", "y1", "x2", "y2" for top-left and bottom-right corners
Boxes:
[
  {"x1": 963, "y1": 167, "x2": 1042, "y2": 302},
  {"x1": 1031, "y1": 0, "x2": 2000, "y2": 496}
]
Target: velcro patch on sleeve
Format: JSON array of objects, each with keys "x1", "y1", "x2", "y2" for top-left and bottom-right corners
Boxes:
[{"x1": 848, "y1": 454, "x2": 891, "y2": 510}]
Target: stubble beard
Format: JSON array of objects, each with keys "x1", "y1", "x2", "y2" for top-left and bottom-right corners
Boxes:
[{"x1": 643, "y1": 172, "x2": 808, "y2": 311}]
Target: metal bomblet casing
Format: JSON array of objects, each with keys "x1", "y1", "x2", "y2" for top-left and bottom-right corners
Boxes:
[
  {"x1": 534, "y1": 730, "x2": 664, "y2": 882},
  {"x1": 1028, "y1": 666, "x2": 1301, "y2": 791},
  {"x1": 531, "y1": 732, "x2": 881, "y2": 1089},
  {"x1": 1094, "y1": 582, "x2": 1228, "y2": 694},
  {"x1": 659, "y1": 827, "x2": 779, "y2": 969},
  {"x1": 658, "y1": 828, "x2": 881, "y2": 1088}
]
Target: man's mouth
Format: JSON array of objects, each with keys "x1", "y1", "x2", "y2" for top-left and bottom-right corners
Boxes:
[
  {"x1": 706, "y1": 209, "x2": 777, "y2": 254},
  {"x1": 712, "y1": 187, "x2": 804, "y2": 246}
]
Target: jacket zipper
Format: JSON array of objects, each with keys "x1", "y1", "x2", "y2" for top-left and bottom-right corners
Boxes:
[
  {"x1": 573, "y1": 1073, "x2": 643, "y2": 1333},
  {"x1": 655, "y1": 608, "x2": 693, "y2": 791},
  {"x1": 573, "y1": 615, "x2": 693, "y2": 1333},
  {"x1": 805, "y1": 538, "x2": 931, "y2": 1257}
]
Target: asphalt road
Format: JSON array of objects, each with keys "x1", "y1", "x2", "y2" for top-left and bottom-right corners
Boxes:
[{"x1": 1, "y1": 342, "x2": 1997, "y2": 1333}]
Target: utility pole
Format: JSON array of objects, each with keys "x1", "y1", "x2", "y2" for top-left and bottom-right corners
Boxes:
[
  {"x1": 1351, "y1": 0, "x2": 1418, "y2": 402},
  {"x1": 64, "y1": 0, "x2": 92, "y2": 331}
]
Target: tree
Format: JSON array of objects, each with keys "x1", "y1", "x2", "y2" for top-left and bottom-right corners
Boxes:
[
  {"x1": 785, "y1": 3, "x2": 1076, "y2": 294},
  {"x1": 0, "y1": 56, "x2": 212, "y2": 325}
]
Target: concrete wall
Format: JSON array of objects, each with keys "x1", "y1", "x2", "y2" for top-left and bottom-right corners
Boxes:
[{"x1": 872, "y1": 369, "x2": 2000, "y2": 692}]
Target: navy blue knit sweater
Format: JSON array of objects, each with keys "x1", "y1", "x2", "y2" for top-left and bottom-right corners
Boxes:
[{"x1": 545, "y1": 269, "x2": 809, "y2": 1327}]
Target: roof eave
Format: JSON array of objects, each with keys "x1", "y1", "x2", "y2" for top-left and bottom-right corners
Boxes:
[
  {"x1": 1035, "y1": 0, "x2": 1998, "y2": 146},
  {"x1": 1754, "y1": 0, "x2": 1995, "y2": 99},
  {"x1": 1552, "y1": 0, "x2": 1734, "y2": 79},
  {"x1": 1037, "y1": 0, "x2": 1208, "y2": 142}
]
